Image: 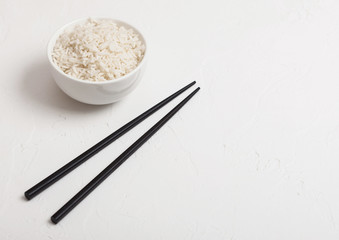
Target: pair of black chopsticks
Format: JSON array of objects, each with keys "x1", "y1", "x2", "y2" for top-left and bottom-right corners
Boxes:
[{"x1": 24, "y1": 81, "x2": 200, "y2": 224}]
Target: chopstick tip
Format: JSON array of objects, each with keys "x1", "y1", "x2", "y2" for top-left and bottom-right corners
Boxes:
[
  {"x1": 50, "y1": 216, "x2": 58, "y2": 224},
  {"x1": 189, "y1": 81, "x2": 196, "y2": 86},
  {"x1": 24, "y1": 191, "x2": 32, "y2": 201}
]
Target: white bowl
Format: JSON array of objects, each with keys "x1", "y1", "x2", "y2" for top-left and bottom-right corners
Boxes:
[{"x1": 47, "y1": 18, "x2": 147, "y2": 105}]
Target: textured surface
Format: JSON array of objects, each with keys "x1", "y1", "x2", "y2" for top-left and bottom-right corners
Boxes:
[{"x1": 2, "y1": 0, "x2": 339, "y2": 239}]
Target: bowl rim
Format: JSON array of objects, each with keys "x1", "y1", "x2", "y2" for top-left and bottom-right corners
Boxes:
[{"x1": 47, "y1": 17, "x2": 147, "y2": 85}]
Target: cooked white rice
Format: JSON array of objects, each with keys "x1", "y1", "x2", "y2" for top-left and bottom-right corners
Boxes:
[{"x1": 52, "y1": 18, "x2": 145, "y2": 82}]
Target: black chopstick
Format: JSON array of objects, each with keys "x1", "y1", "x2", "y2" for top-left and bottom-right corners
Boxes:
[
  {"x1": 51, "y1": 87, "x2": 200, "y2": 224},
  {"x1": 24, "y1": 81, "x2": 196, "y2": 200}
]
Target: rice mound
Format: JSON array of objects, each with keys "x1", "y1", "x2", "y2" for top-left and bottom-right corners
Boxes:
[{"x1": 52, "y1": 18, "x2": 145, "y2": 82}]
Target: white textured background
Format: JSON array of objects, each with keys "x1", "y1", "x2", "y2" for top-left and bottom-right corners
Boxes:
[{"x1": 2, "y1": 0, "x2": 339, "y2": 239}]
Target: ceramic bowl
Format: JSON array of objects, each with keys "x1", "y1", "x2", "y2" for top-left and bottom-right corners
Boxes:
[{"x1": 47, "y1": 18, "x2": 147, "y2": 105}]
